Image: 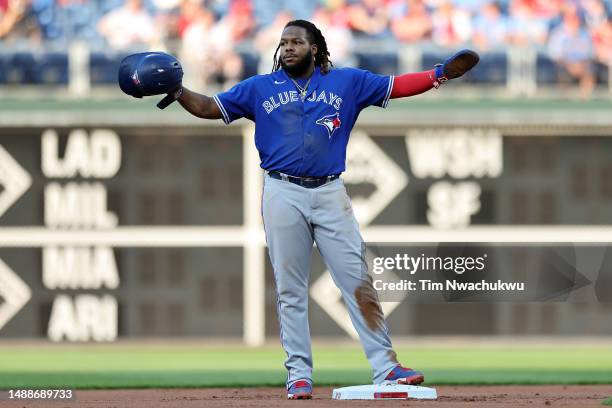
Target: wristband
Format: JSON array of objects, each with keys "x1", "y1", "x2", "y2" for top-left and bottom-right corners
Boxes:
[{"x1": 433, "y1": 64, "x2": 448, "y2": 89}]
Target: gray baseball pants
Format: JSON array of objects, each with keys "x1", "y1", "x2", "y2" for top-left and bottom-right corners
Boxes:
[{"x1": 261, "y1": 173, "x2": 398, "y2": 388}]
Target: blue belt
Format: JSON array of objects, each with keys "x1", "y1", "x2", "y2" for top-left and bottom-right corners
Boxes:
[{"x1": 267, "y1": 171, "x2": 340, "y2": 189}]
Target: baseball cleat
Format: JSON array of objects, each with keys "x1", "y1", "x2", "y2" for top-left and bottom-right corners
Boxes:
[
  {"x1": 384, "y1": 365, "x2": 425, "y2": 385},
  {"x1": 287, "y1": 379, "x2": 313, "y2": 400}
]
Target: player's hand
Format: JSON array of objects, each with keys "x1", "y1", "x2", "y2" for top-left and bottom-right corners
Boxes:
[
  {"x1": 157, "y1": 85, "x2": 184, "y2": 110},
  {"x1": 118, "y1": 52, "x2": 184, "y2": 110},
  {"x1": 434, "y1": 49, "x2": 479, "y2": 83}
]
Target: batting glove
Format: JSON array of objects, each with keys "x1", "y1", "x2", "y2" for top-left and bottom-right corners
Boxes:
[{"x1": 433, "y1": 49, "x2": 480, "y2": 88}]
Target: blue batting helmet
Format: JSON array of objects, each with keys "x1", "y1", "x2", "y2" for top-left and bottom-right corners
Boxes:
[{"x1": 118, "y1": 52, "x2": 183, "y2": 98}]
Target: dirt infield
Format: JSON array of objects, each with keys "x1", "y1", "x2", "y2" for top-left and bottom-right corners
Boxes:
[{"x1": 2, "y1": 385, "x2": 609, "y2": 408}]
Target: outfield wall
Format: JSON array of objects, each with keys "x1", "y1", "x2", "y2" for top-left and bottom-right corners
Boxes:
[{"x1": 0, "y1": 111, "x2": 611, "y2": 343}]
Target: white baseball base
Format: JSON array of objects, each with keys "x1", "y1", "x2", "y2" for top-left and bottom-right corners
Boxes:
[{"x1": 332, "y1": 383, "x2": 437, "y2": 400}]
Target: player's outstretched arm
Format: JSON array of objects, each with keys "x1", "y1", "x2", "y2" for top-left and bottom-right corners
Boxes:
[
  {"x1": 176, "y1": 87, "x2": 223, "y2": 120},
  {"x1": 390, "y1": 49, "x2": 479, "y2": 99}
]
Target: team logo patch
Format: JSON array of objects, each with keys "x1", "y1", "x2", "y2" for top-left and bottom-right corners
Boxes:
[
  {"x1": 131, "y1": 70, "x2": 140, "y2": 85},
  {"x1": 316, "y1": 112, "x2": 341, "y2": 139}
]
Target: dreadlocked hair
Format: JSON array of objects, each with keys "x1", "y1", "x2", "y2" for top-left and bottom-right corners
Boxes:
[{"x1": 272, "y1": 19, "x2": 332, "y2": 74}]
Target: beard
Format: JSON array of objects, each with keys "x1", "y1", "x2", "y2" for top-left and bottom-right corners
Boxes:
[{"x1": 280, "y1": 52, "x2": 312, "y2": 77}]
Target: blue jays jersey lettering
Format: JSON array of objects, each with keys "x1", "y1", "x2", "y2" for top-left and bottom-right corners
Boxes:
[{"x1": 214, "y1": 67, "x2": 394, "y2": 177}]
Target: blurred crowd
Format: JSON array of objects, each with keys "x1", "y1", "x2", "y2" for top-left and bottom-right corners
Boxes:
[{"x1": 1, "y1": 0, "x2": 611, "y2": 93}]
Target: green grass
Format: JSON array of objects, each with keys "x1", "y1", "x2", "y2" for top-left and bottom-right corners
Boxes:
[
  {"x1": 0, "y1": 344, "x2": 610, "y2": 389},
  {"x1": 602, "y1": 397, "x2": 612, "y2": 406}
]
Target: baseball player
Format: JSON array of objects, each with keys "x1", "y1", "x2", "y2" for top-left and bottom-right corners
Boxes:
[{"x1": 119, "y1": 19, "x2": 478, "y2": 400}]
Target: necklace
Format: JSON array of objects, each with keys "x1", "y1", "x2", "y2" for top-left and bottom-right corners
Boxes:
[{"x1": 289, "y1": 76, "x2": 312, "y2": 101}]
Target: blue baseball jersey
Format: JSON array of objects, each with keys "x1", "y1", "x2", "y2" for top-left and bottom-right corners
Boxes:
[{"x1": 214, "y1": 67, "x2": 394, "y2": 177}]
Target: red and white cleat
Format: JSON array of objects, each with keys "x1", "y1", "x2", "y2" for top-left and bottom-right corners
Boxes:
[
  {"x1": 384, "y1": 365, "x2": 425, "y2": 385},
  {"x1": 287, "y1": 379, "x2": 313, "y2": 400}
]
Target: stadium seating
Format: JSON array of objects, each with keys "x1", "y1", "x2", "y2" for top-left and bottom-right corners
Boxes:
[
  {"x1": 0, "y1": 1, "x2": 608, "y2": 92},
  {"x1": 0, "y1": 54, "x2": 8, "y2": 84},
  {"x1": 0, "y1": 49, "x2": 602, "y2": 89},
  {"x1": 38, "y1": 52, "x2": 69, "y2": 85},
  {"x1": 355, "y1": 52, "x2": 399, "y2": 77},
  {"x1": 6, "y1": 53, "x2": 38, "y2": 84},
  {"x1": 90, "y1": 52, "x2": 127, "y2": 85},
  {"x1": 535, "y1": 54, "x2": 559, "y2": 85}
]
